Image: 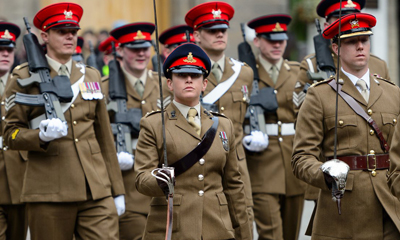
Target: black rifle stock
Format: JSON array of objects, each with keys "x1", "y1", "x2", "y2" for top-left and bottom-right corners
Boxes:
[
  {"x1": 304, "y1": 19, "x2": 336, "y2": 92},
  {"x1": 15, "y1": 17, "x2": 73, "y2": 122},
  {"x1": 107, "y1": 42, "x2": 142, "y2": 154}
]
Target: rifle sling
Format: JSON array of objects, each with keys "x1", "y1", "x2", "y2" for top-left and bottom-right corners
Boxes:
[
  {"x1": 328, "y1": 80, "x2": 389, "y2": 152},
  {"x1": 171, "y1": 116, "x2": 219, "y2": 177}
]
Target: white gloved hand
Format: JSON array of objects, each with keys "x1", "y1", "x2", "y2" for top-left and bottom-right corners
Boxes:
[
  {"x1": 242, "y1": 130, "x2": 269, "y2": 152},
  {"x1": 117, "y1": 152, "x2": 134, "y2": 170},
  {"x1": 38, "y1": 118, "x2": 68, "y2": 142},
  {"x1": 113, "y1": 195, "x2": 125, "y2": 216}
]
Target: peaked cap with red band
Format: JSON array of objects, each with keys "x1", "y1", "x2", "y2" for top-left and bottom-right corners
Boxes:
[
  {"x1": 99, "y1": 36, "x2": 118, "y2": 55},
  {"x1": 323, "y1": 13, "x2": 376, "y2": 41},
  {"x1": 185, "y1": 1, "x2": 234, "y2": 30},
  {"x1": 317, "y1": 0, "x2": 365, "y2": 19},
  {"x1": 248, "y1": 14, "x2": 291, "y2": 41},
  {"x1": 0, "y1": 22, "x2": 21, "y2": 47},
  {"x1": 159, "y1": 25, "x2": 195, "y2": 48},
  {"x1": 110, "y1": 22, "x2": 155, "y2": 49},
  {"x1": 34, "y1": 2, "x2": 83, "y2": 31},
  {"x1": 163, "y1": 43, "x2": 211, "y2": 79}
]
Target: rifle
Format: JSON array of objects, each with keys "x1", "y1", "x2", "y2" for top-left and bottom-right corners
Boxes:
[
  {"x1": 15, "y1": 17, "x2": 73, "y2": 122},
  {"x1": 238, "y1": 23, "x2": 278, "y2": 134},
  {"x1": 107, "y1": 42, "x2": 142, "y2": 154},
  {"x1": 86, "y1": 40, "x2": 99, "y2": 70},
  {"x1": 304, "y1": 19, "x2": 336, "y2": 93}
]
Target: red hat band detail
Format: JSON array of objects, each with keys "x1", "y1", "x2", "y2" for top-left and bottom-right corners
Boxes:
[
  {"x1": 193, "y1": 13, "x2": 230, "y2": 29},
  {"x1": 254, "y1": 23, "x2": 288, "y2": 34},
  {"x1": 325, "y1": 1, "x2": 361, "y2": 17},
  {"x1": 34, "y1": 2, "x2": 83, "y2": 31},
  {"x1": 118, "y1": 31, "x2": 152, "y2": 44},
  {"x1": 0, "y1": 30, "x2": 16, "y2": 42},
  {"x1": 322, "y1": 13, "x2": 376, "y2": 39},
  {"x1": 168, "y1": 53, "x2": 206, "y2": 70},
  {"x1": 164, "y1": 33, "x2": 194, "y2": 46}
]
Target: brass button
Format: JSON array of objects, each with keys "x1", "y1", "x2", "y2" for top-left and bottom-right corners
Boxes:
[
  {"x1": 73, "y1": 121, "x2": 77, "y2": 125},
  {"x1": 198, "y1": 174, "x2": 204, "y2": 181},
  {"x1": 367, "y1": 109, "x2": 373, "y2": 116},
  {"x1": 1, "y1": 116, "x2": 5, "y2": 121},
  {"x1": 339, "y1": 120, "x2": 344, "y2": 126},
  {"x1": 370, "y1": 150, "x2": 375, "y2": 155},
  {"x1": 141, "y1": 100, "x2": 146, "y2": 104},
  {"x1": 199, "y1": 158, "x2": 205, "y2": 165},
  {"x1": 394, "y1": 119, "x2": 397, "y2": 124},
  {"x1": 71, "y1": 104, "x2": 75, "y2": 108},
  {"x1": 2, "y1": 147, "x2": 7, "y2": 151},
  {"x1": 0, "y1": 101, "x2": 4, "y2": 105},
  {"x1": 278, "y1": 137, "x2": 283, "y2": 142},
  {"x1": 274, "y1": 90, "x2": 278, "y2": 94},
  {"x1": 198, "y1": 190, "x2": 204, "y2": 197},
  {"x1": 242, "y1": 97, "x2": 246, "y2": 101},
  {"x1": 75, "y1": 138, "x2": 79, "y2": 142},
  {"x1": 220, "y1": 107, "x2": 225, "y2": 111},
  {"x1": 277, "y1": 121, "x2": 282, "y2": 125},
  {"x1": 369, "y1": 130, "x2": 374, "y2": 136},
  {"x1": 371, "y1": 170, "x2": 377, "y2": 177}
]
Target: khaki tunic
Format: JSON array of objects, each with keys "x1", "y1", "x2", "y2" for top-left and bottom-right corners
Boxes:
[
  {"x1": 203, "y1": 57, "x2": 254, "y2": 207},
  {"x1": 102, "y1": 70, "x2": 172, "y2": 214},
  {"x1": 135, "y1": 103, "x2": 251, "y2": 240},
  {"x1": 292, "y1": 72, "x2": 400, "y2": 239},
  {"x1": 247, "y1": 59, "x2": 306, "y2": 196},
  {"x1": 4, "y1": 62, "x2": 125, "y2": 202}
]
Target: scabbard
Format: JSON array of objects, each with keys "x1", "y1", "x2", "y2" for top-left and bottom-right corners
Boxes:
[{"x1": 165, "y1": 194, "x2": 173, "y2": 240}]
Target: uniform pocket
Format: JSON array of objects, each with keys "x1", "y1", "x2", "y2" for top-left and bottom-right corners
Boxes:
[
  {"x1": 325, "y1": 115, "x2": 358, "y2": 150},
  {"x1": 381, "y1": 112, "x2": 398, "y2": 141},
  {"x1": 231, "y1": 91, "x2": 246, "y2": 125},
  {"x1": 216, "y1": 192, "x2": 234, "y2": 231}
]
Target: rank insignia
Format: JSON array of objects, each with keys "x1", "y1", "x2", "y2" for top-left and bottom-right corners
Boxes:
[
  {"x1": 212, "y1": 9, "x2": 222, "y2": 19},
  {"x1": 79, "y1": 82, "x2": 103, "y2": 100},
  {"x1": 272, "y1": 22, "x2": 284, "y2": 32},
  {"x1": 241, "y1": 85, "x2": 250, "y2": 103},
  {"x1": 11, "y1": 129, "x2": 19, "y2": 140},
  {"x1": 219, "y1": 131, "x2": 229, "y2": 151},
  {"x1": 350, "y1": 19, "x2": 359, "y2": 28},
  {"x1": 1, "y1": 30, "x2": 12, "y2": 40},
  {"x1": 134, "y1": 30, "x2": 146, "y2": 40},
  {"x1": 345, "y1": 0, "x2": 357, "y2": 8},
  {"x1": 183, "y1": 52, "x2": 196, "y2": 63},
  {"x1": 64, "y1": 10, "x2": 73, "y2": 19}
]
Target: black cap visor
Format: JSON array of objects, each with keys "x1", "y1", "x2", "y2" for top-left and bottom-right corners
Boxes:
[
  {"x1": 122, "y1": 41, "x2": 152, "y2": 49},
  {"x1": 260, "y1": 32, "x2": 288, "y2": 41},
  {"x1": 0, "y1": 39, "x2": 15, "y2": 48},
  {"x1": 201, "y1": 23, "x2": 229, "y2": 30}
]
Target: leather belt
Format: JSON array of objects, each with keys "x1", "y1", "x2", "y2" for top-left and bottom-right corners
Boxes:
[
  {"x1": 327, "y1": 154, "x2": 389, "y2": 170},
  {"x1": 265, "y1": 122, "x2": 295, "y2": 136}
]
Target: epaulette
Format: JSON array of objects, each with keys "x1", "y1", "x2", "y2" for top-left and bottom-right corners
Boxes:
[
  {"x1": 285, "y1": 59, "x2": 300, "y2": 66},
  {"x1": 101, "y1": 75, "x2": 109, "y2": 82},
  {"x1": 303, "y1": 53, "x2": 316, "y2": 60},
  {"x1": 310, "y1": 76, "x2": 335, "y2": 88},
  {"x1": 13, "y1": 62, "x2": 29, "y2": 71},
  {"x1": 145, "y1": 110, "x2": 162, "y2": 118},
  {"x1": 373, "y1": 74, "x2": 394, "y2": 85},
  {"x1": 370, "y1": 54, "x2": 383, "y2": 61},
  {"x1": 208, "y1": 110, "x2": 227, "y2": 119}
]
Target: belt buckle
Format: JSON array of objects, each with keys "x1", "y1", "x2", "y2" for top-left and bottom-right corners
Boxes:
[{"x1": 367, "y1": 153, "x2": 377, "y2": 177}]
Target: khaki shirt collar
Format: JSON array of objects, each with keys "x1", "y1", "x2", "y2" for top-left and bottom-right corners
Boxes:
[
  {"x1": 210, "y1": 54, "x2": 225, "y2": 73},
  {"x1": 173, "y1": 100, "x2": 201, "y2": 120},
  {"x1": 259, "y1": 55, "x2": 283, "y2": 73},
  {"x1": 0, "y1": 72, "x2": 9, "y2": 86},
  {"x1": 122, "y1": 66, "x2": 147, "y2": 87},
  {"x1": 341, "y1": 67, "x2": 370, "y2": 90},
  {"x1": 45, "y1": 54, "x2": 72, "y2": 76}
]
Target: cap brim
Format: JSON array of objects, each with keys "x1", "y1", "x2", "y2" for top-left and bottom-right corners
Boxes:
[
  {"x1": 340, "y1": 30, "x2": 373, "y2": 39},
  {"x1": 0, "y1": 41, "x2": 15, "y2": 48},
  {"x1": 201, "y1": 24, "x2": 229, "y2": 30},
  {"x1": 51, "y1": 24, "x2": 80, "y2": 30},
  {"x1": 123, "y1": 41, "x2": 152, "y2": 49},
  {"x1": 171, "y1": 66, "x2": 204, "y2": 75},
  {"x1": 260, "y1": 32, "x2": 288, "y2": 41}
]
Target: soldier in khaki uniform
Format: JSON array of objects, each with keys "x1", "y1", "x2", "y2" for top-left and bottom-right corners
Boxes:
[
  {"x1": 185, "y1": 2, "x2": 255, "y2": 230},
  {"x1": 292, "y1": 13, "x2": 400, "y2": 239},
  {"x1": 3, "y1": 3, "x2": 125, "y2": 239},
  {"x1": 245, "y1": 14, "x2": 306, "y2": 240},
  {"x1": 0, "y1": 22, "x2": 28, "y2": 240},
  {"x1": 102, "y1": 22, "x2": 172, "y2": 240},
  {"x1": 135, "y1": 42, "x2": 251, "y2": 240}
]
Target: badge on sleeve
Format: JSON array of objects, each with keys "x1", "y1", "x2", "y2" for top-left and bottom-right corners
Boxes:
[
  {"x1": 79, "y1": 82, "x2": 103, "y2": 100},
  {"x1": 219, "y1": 131, "x2": 229, "y2": 151}
]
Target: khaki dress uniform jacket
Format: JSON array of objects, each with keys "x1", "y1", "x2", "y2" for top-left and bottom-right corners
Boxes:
[
  {"x1": 292, "y1": 72, "x2": 400, "y2": 239},
  {"x1": 135, "y1": 103, "x2": 251, "y2": 240},
  {"x1": 203, "y1": 57, "x2": 254, "y2": 208},
  {"x1": 4, "y1": 62, "x2": 125, "y2": 202}
]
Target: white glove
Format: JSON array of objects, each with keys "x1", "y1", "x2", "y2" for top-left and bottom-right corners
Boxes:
[
  {"x1": 39, "y1": 118, "x2": 68, "y2": 142},
  {"x1": 242, "y1": 130, "x2": 269, "y2": 152},
  {"x1": 117, "y1": 152, "x2": 134, "y2": 170},
  {"x1": 113, "y1": 195, "x2": 125, "y2": 216}
]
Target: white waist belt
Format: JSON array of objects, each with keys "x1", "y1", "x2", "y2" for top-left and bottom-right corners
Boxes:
[{"x1": 265, "y1": 123, "x2": 295, "y2": 136}]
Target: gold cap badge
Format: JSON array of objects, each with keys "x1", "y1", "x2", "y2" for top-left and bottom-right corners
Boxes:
[
  {"x1": 272, "y1": 22, "x2": 284, "y2": 32},
  {"x1": 212, "y1": 9, "x2": 222, "y2": 19},
  {"x1": 183, "y1": 52, "x2": 196, "y2": 63},
  {"x1": 64, "y1": 10, "x2": 73, "y2": 19},
  {"x1": 1, "y1": 30, "x2": 13, "y2": 40},
  {"x1": 134, "y1": 30, "x2": 146, "y2": 40},
  {"x1": 345, "y1": 0, "x2": 357, "y2": 8},
  {"x1": 350, "y1": 19, "x2": 359, "y2": 28}
]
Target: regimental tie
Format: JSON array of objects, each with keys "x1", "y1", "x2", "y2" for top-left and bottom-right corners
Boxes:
[
  {"x1": 59, "y1": 64, "x2": 69, "y2": 77},
  {"x1": 187, "y1": 108, "x2": 201, "y2": 136},
  {"x1": 356, "y1": 79, "x2": 369, "y2": 102},
  {"x1": 270, "y1": 65, "x2": 278, "y2": 84},
  {"x1": 211, "y1": 62, "x2": 221, "y2": 82},
  {"x1": 134, "y1": 79, "x2": 145, "y2": 98}
]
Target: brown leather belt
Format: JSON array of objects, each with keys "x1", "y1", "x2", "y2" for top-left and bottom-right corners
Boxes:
[{"x1": 327, "y1": 154, "x2": 390, "y2": 170}]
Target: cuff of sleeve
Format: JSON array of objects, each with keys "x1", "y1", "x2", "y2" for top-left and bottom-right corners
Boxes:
[
  {"x1": 111, "y1": 180, "x2": 126, "y2": 197},
  {"x1": 234, "y1": 222, "x2": 252, "y2": 240}
]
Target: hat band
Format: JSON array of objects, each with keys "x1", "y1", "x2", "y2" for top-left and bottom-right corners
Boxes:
[
  {"x1": 196, "y1": 19, "x2": 229, "y2": 29},
  {"x1": 168, "y1": 65, "x2": 207, "y2": 74},
  {"x1": 333, "y1": 27, "x2": 372, "y2": 42},
  {"x1": 44, "y1": 20, "x2": 79, "y2": 30}
]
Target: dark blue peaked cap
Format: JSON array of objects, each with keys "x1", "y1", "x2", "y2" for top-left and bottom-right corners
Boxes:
[{"x1": 163, "y1": 43, "x2": 211, "y2": 79}]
